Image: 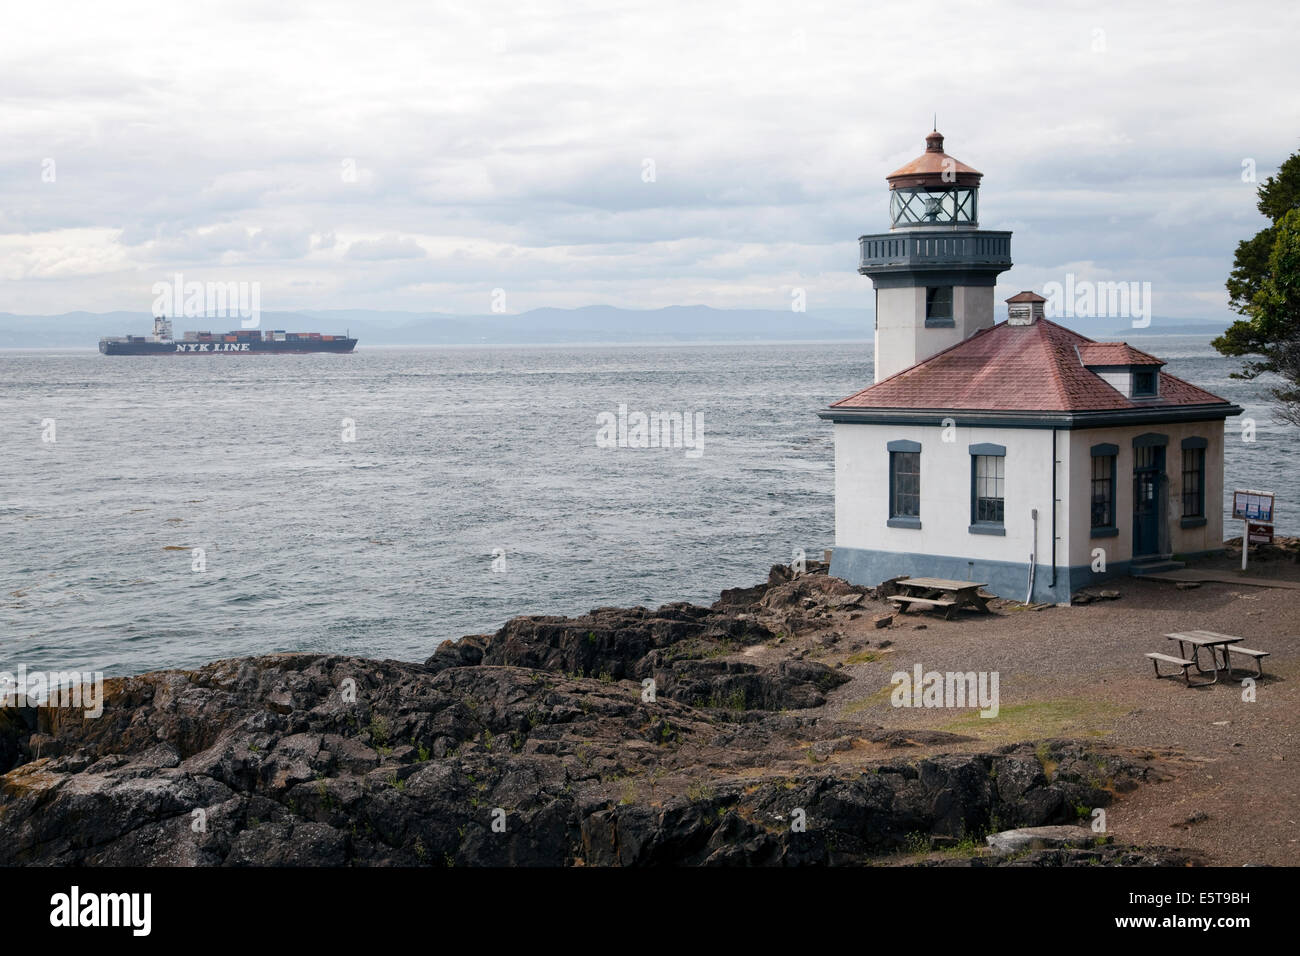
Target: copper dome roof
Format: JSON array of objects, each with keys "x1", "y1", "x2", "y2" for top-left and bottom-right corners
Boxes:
[{"x1": 885, "y1": 131, "x2": 983, "y2": 190}]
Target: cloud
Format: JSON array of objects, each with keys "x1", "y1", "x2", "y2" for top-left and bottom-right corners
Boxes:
[
  {"x1": 345, "y1": 235, "x2": 429, "y2": 261},
  {"x1": 0, "y1": 0, "x2": 1296, "y2": 316}
]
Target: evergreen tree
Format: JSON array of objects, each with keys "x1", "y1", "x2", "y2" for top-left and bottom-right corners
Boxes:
[{"x1": 1213, "y1": 150, "x2": 1300, "y2": 382}]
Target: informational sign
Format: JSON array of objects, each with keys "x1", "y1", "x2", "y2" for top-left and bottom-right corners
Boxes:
[
  {"x1": 1248, "y1": 522, "x2": 1275, "y2": 545},
  {"x1": 1232, "y1": 490, "x2": 1274, "y2": 523},
  {"x1": 1234, "y1": 490, "x2": 1276, "y2": 570}
]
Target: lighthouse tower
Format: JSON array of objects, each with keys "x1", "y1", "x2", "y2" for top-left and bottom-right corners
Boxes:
[{"x1": 861, "y1": 131, "x2": 1013, "y2": 382}]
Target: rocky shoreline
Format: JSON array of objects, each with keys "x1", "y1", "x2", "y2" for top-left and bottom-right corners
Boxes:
[{"x1": 0, "y1": 564, "x2": 1199, "y2": 866}]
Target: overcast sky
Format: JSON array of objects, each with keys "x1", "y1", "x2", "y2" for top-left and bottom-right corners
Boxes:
[{"x1": 3, "y1": 0, "x2": 1298, "y2": 319}]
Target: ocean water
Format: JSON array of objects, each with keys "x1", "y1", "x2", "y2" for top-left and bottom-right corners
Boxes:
[{"x1": 0, "y1": 336, "x2": 1291, "y2": 678}]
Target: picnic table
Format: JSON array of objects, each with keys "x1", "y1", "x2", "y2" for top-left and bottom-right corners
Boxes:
[
  {"x1": 887, "y1": 577, "x2": 992, "y2": 620},
  {"x1": 1162, "y1": 630, "x2": 1243, "y2": 685}
]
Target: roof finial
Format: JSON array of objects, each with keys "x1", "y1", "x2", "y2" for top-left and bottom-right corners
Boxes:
[{"x1": 933, "y1": 113, "x2": 937, "y2": 132}]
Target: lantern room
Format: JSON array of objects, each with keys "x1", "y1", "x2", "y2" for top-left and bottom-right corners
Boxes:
[{"x1": 886, "y1": 130, "x2": 982, "y2": 229}]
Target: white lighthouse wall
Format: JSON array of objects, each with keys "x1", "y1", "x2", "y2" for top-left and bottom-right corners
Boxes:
[
  {"x1": 830, "y1": 421, "x2": 1069, "y2": 603},
  {"x1": 873, "y1": 285, "x2": 996, "y2": 382},
  {"x1": 956, "y1": 286, "x2": 996, "y2": 339}
]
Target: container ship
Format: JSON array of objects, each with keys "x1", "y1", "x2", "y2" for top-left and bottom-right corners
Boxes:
[{"x1": 99, "y1": 317, "x2": 357, "y2": 355}]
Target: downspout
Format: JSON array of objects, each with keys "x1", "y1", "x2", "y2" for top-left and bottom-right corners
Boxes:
[
  {"x1": 1050, "y1": 428, "x2": 1057, "y2": 591},
  {"x1": 1027, "y1": 508, "x2": 1038, "y2": 603}
]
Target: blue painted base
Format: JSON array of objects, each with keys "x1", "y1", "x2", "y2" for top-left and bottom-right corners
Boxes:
[{"x1": 830, "y1": 546, "x2": 1230, "y2": 604}]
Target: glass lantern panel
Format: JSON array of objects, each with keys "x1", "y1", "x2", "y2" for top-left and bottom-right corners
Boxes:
[{"x1": 891, "y1": 187, "x2": 977, "y2": 226}]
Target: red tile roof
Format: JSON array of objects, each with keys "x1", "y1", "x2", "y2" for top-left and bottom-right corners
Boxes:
[
  {"x1": 830, "y1": 318, "x2": 1230, "y2": 413},
  {"x1": 1076, "y1": 342, "x2": 1165, "y2": 366}
]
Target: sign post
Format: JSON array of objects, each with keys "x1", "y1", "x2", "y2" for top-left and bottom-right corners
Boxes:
[{"x1": 1231, "y1": 490, "x2": 1275, "y2": 571}]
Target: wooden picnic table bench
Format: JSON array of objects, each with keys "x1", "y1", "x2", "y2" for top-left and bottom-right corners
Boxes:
[
  {"x1": 1162, "y1": 631, "x2": 1244, "y2": 686},
  {"x1": 888, "y1": 577, "x2": 992, "y2": 620},
  {"x1": 1224, "y1": 645, "x2": 1270, "y2": 678},
  {"x1": 1144, "y1": 651, "x2": 1212, "y2": 686}
]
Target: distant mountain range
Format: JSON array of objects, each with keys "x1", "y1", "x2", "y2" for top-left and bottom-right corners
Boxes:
[{"x1": 0, "y1": 305, "x2": 1231, "y2": 349}]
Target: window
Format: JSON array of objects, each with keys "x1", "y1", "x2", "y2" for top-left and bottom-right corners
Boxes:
[
  {"x1": 887, "y1": 442, "x2": 921, "y2": 529},
  {"x1": 1092, "y1": 455, "x2": 1115, "y2": 528},
  {"x1": 925, "y1": 286, "x2": 953, "y2": 325},
  {"x1": 891, "y1": 452, "x2": 920, "y2": 518},
  {"x1": 1182, "y1": 441, "x2": 1206, "y2": 521},
  {"x1": 1132, "y1": 369, "x2": 1158, "y2": 397},
  {"x1": 967, "y1": 444, "x2": 1006, "y2": 534},
  {"x1": 972, "y1": 455, "x2": 1005, "y2": 525},
  {"x1": 1089, "y1": 443, "x2": 1118, "y2": 536}
]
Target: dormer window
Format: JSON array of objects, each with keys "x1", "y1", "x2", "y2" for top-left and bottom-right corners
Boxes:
[
  {"x1": 1076, "y1": 342, "x2": 1166, "y2": 400},
  {"x1": 1132, "y1": 369, "x2": 1158, "y2": 397}
]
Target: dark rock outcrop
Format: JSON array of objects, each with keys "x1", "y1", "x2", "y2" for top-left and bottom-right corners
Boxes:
[
  {"x1": 426, "y1": 594, "x2": 852, "y2": 712},
  {"x1": 0, "y1": 652, "x2": 1161, "y2": 866},
  {"x1": 0, "y1": 565, "x2": 1176, "y2": 866}
]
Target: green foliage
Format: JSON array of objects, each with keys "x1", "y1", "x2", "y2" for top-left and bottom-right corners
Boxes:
[
  {"x1": 707, "y1": 688, "x2": 747, "y2": 711},
  {"x1": 685, "y1": 781, "x2": 714, "y2": 802},
  {"x1": 1217, "y1": 150, "x2": 1300, "y2": 392},
  {"x1": 901, "y1": 831, "x2": 930, "y2": 855},
  {"x1": 367, "y1": 716, "x2": 390, "y2": 748},
  {"x1": 1257, "y1": 151, "x2": 1300, "y2": 222},
  {"x1": 1225, "y1": 226, "x2": 1277, "y2": 316}
]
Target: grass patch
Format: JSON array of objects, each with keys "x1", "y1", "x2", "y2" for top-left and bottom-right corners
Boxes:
[
  {"x1": 845, "y1": 650, "x2": 880, "y2": 666},
  {"x1": 939, "y1": 698, "x2": 1127, "y2": 744},
  {"x1": 841, "y1": 683, "x2": 897, "y2": 716}
]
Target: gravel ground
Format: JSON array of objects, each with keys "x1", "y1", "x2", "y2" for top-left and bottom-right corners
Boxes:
[{"x1": 771, "y1": 557, "x2": 1300, "y2": 866}]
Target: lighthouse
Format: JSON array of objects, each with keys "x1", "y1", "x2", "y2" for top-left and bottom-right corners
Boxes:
[
  {"x1": 860, "y1": 130, "x2": 1013, "y2": 381},
  {"x1": 821, "y1": 129, "x2": 1242, "y2": 605}
]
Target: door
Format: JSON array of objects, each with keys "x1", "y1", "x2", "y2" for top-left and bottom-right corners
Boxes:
[{"x1": 1132, "y1": 446, "x2": 1164, "y2": 558}]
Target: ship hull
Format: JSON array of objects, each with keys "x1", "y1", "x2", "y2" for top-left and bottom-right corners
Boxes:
[{"x1": 100, "y1": 339, "x2": 358, "y2": 355}]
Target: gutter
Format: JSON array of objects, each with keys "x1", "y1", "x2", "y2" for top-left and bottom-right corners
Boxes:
[{"x1": 818, "y1": 403, "x2": 1243, "y2": 429}]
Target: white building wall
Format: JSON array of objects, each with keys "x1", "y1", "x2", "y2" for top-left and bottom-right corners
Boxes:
[
  {"x1": 833, "y1": 420, "x2": 1059, "y2": 571},
  {"x1": 830, "y1": 416, "x2": 1228, "y2": 601},
  {"x1": 1094, "y1": 369, "x2": 1131, "y2": 395},
  {"x1": 1064, "y1": 422, "x2": 1228, "y2": 568}
]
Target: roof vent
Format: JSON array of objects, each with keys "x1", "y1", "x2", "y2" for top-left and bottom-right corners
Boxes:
[{"x1": 1006, "y1": 291, "x2": 1046, "y2": 326}]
